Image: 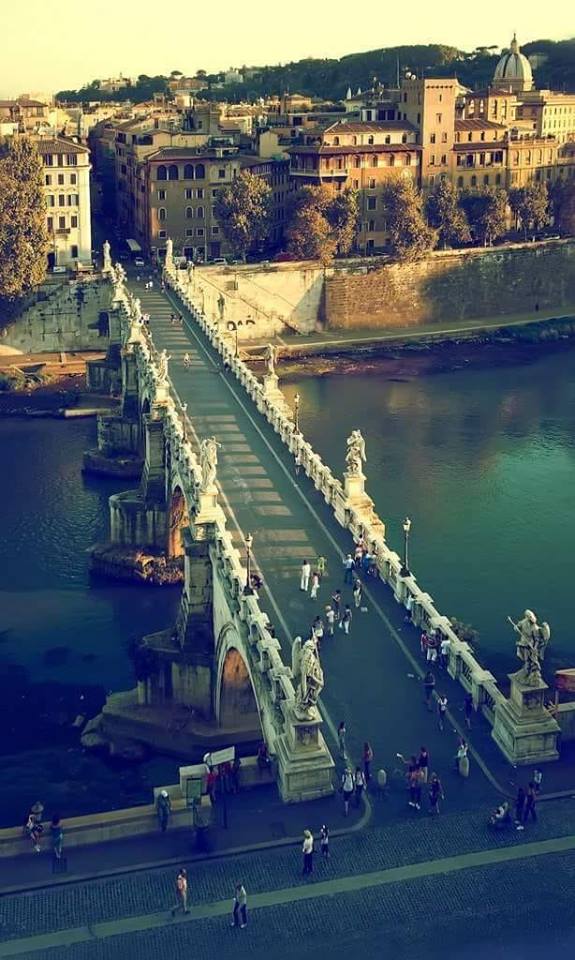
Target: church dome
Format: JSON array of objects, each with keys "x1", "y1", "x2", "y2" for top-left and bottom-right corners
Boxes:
[{"x1": 493, "y1": 35, "x2": 533, "y2": 91}]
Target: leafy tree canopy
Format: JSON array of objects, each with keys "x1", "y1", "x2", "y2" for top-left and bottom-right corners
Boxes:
[
  {"x1": 213, "y1": 170, "x2": 272, "y2": 258},
  {"x1": 383, "y1": 177, "x2": 436, "y2": 260},
  {"x1": 0, "y1": 137, "x2": 48, "y2": 301}
]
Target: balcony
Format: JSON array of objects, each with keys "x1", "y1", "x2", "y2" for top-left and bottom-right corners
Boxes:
[{"x1": 290, "y1": 167, "x2": 348, "y2": 179}]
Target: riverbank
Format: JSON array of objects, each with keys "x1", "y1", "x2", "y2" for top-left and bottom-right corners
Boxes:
[
  {"x1": 247, "y1": 316, "x2": 575, "y2": 381},
  {"x1": 0, "y1": 372, "x2": 116, "y2": 417}
]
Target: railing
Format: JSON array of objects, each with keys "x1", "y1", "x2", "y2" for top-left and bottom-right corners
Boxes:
[{"x1": 163, "y1": 261, "x2": 509, "y2": 730}]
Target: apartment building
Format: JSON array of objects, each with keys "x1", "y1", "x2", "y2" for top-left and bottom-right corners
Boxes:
[{"x1": 35, "y1": 137, "x2": 92, "y2": 266}]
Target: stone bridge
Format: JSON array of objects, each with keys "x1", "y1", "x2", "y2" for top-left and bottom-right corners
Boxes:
[{"x1": 83, "y1": 265, "x2": 334, "y2": 804}]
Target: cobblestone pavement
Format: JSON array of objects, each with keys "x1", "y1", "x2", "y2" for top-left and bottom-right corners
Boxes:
[
  {"x1": 6, "y1": 835, "x2": 575, "y2": 959},
  {"x1": 2, "y1": 800, "x2": 574, "y2": 950}
]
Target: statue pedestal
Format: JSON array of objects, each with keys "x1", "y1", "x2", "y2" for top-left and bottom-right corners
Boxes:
[
  {"x1": 492, "y1": 669, "x2": 560, "y2": 765},
  {"x1": 262, "y1": 373, "x2": 289, "y2": 414},
  {"x1": 275, "y1": 703, "x2": 334, "y2": 803},
  {"x1": 334, "y1": 471, "x2": 386, "y2": 538},
  {"x1": 193, "y1": 487, "x2": 219, "y2": 525}
]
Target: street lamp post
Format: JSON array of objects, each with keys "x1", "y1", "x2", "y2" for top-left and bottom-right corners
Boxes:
[
  {"x1": 400, "y1": 517, "x2": 412, "y2": 578},
  {"x1": 181, "y1": 402, "x2": 187, "y2": 441},
  {"x1": 244, "y1": 533, "x2": 254, "y2": 595},
  {"x1": 293, "y1": 392, "x2": 300, "y2": 434}
]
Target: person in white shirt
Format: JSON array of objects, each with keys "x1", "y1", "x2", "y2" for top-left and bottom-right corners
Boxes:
[
  {"x1": 325, "y1": 605, "x2": 335, "y2": 636},
  {"x1": 310, "y1": 572, "x2": 320, "y2": 600},
  {"x1": 440, "y1": 636, "x2": 452, "y2": 670},
  {"x1": 302, "y1": 829, "x2": 314, "y2": 874},
  {"x1": 300, "y1": 560, "x2": 311, "y2": 592}
]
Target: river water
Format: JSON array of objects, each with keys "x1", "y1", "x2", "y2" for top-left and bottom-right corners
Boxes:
[
  {"x1": 0, "y1": 418, "x2": 180, "y2": 827},
  {"x1": 2, "y1": 343, "x2": 574, "y2": 824},
  {"x1": 283, "y1": 343, "x2": 575, "y2": 683}
]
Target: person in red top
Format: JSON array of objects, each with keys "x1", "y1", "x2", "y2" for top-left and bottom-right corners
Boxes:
[{"x1": 171, "y1": 868, "x2": 189, "y2": 916}]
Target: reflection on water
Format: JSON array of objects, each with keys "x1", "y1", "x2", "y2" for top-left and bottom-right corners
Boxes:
[
  {"x1": 283, "y1": 346, "x2": 575, "y2": 680},
  {"x1": 0, "y1": 419, "x2": 180, "y2": 826}
]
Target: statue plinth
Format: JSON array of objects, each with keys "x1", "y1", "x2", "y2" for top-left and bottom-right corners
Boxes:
[
  {"x1": 492, "y1": 669, "x2": 560, "y2": 766},
  {"x1": 261, "y1": 373, "x2": 289, "y2": 415},
  {"x1": 193, "y1": 487, "x2": 219, "y2": 525},
  {"x1": 344, "y1": 470, "x2": 367, "y2": 502},
  {"x1": 275, "y1": 702, "x2": 334, "y2": 803}
]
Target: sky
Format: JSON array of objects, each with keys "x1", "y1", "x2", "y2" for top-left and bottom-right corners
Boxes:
[{"x1": 0, "y1": 0, "x2": 573, "y2": 97}]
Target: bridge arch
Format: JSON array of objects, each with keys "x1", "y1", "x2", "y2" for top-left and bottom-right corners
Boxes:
[
  {"x1": 215, "y1": 623, "x2": 262, "y2": 732},
  {"x1": 167, "y1": 482, "x2": 190, "y2": 557}
]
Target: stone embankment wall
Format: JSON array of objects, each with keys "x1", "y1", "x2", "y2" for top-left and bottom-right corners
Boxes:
[
  {"x1": 0, "y1": 277, "x2": 111, "y2": 354},
  {"x1": 325, "y1": 240, "x2": 575, "y2": 330},
  {"x1": 188, "y1": 261, "x2": 325, "y2": 338}
]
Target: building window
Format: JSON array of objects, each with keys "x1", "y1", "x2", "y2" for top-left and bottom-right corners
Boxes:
[
  {"x1": 186, "y1": 228, "x2": 194, "y2": 237},
  {"x1": 441, "y1": 132, "x2": 448, "y2": 143},
  {"x1": 43, "y1": 154, "x2": 53, "y2": 166},
  {"x1": 457, "y1": 176, "x2": 464, "y2": 187},
  {"x1": 212, "y1": 226, "x2": 220, "y2": 235},
  {"x1": 430, "y1": 133, "x2": 436, "y2": 144},
  {"x1": 471, "y1": 175, "x2": 477, "y2": 187},
  {"x1": 195, "y1": 164, "x2": 205, "y2": 179},
  {"x1": 368, "y1": 220, "x2": 375, "y2": 232},
  {"x1": 67, "y1": 154, "x2": 77, "y2": 166},
  {"x1": 159, "y1": 229, "x2": 167, "y2": 238},
  {"x1": 47, "y1": 216, "x2": 53, "y2": 231},
  {"x1": 184, "y1": 163, "x2": 194, "y2": 179},
  {"x1": 70, "y1": 173, "x2": 77, "y2": 185},
  {"x1": 436, "y1": 113, "x2": 442, "y2": 123},
  {"x1": 186, "y1": 206, "x2": 193, "y2": 218},
  {"x1": 44, "y1": 174, "x2": 52, "y2": 185},
  {"x1": 184, "y1": 246, "x2": 194, "y2": 259},
  {"x1": 440, "y1": 155, "x2": 447, "y2": 166},
  {"x1": 354, "y1": 156, "x2": 361, "y2": 168},
  {"x1": 71, "y1": 215, "x2": 78, "y2": 227},
  {"x1": 480, "y1": 131, "x2": 485, "y2": 141},
  {"x1": 58, "y1": 215, "x2": 66, "y2": 229},
  {"x1": 367, "y1": 197, "x2": 376, "y2": 210},
  {"x1": 483, "y1": 174, "x2": 489, "y2": 185},
  {"x1": 197, "y1": 188, "x2": 204, "y2": 199},
  {"x1": 495, "y1": 173, "x2": 501, "y2": 185},
  {"x1": 168, "y1": 164, "x2": 179, "y2": 180},
  {"x1": 218, "y1": 168, "x2": 226, "y2": 179},
  {"x1": 368, "y1": 178, "x2": 375, "y2": 189},
  {"x1": 430, "y1": 155, "x2": 435, "y2": 166},
  {"x1": 158, "y1": 189, "x2": 166, "y2": 200},
  {"x1": 158, "y1": 207, "x2": 167, "y2": 221},
  {"x1": 197, "y1": 206, "x2": 204, "y2": 218},
  {"x1": 404, "y1": 154, "x2": 411, "y2": 166},
  {"x1": 371, "y1": 156, "x2": 378, "y2": 167},
  {"x1": 352, "y1": 136, "x2": 357, "y2": 145},
  {"x1": 333, "y1": 136, "x2": 339, "y2": 145},
  {"x1": 385, "y1": 135, "x2": 391, "y2": 145},
  {"x1": 58, "y1": 194, "x2": 65, "y2": 206},
  {"x1": 71, "y1": 244, "x2": 78, "y2": 258},
  {"x1": 389, "y1": 154, "x2": 395, "y2": 167},
  {"x1": 157, "y1": 165, "x2": 167, "y2": 180},
  {"x1": 367, "y1": 135, "x2": 374, "y2": 145},
  {"x1": 57, "y1": 173, "x2": 64, "y2": 185},
  {"x1": 196, "y1": 228, "x2": 204, "y2": 237},
  {"x1": 185, "y1": 189, "x2": 193, "y2": 200},
  {"x1": 402, "y1": 133, "x2": 407, "y2": 144},
  {"x1": 46, "y1": 195, "x2": 54, "y2": 207}
]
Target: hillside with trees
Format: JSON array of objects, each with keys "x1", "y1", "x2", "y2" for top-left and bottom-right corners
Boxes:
[{"x1": 56, "y1": 38, "x2": 575, "y2": 105}]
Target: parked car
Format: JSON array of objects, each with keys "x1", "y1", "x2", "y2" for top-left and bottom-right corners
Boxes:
[{"x1": 134, "y1": 257, "x2": 145, "y2": 267}]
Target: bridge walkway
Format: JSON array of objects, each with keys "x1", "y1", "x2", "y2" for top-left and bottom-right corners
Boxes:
[{"x1": 133, "y1": 279, "x2": 521, "y2": 815}]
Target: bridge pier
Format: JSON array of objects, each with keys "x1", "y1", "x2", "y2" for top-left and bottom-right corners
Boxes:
[{"x1": 83, "y1": 347, "x2": 144, "y2": 479}]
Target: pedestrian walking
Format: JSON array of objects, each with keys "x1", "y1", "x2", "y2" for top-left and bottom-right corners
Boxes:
[
  {"x1": 464, "y1": 692, "x2": 474, "y2": 729},
  {"x1": 354, "y1": 767, "x2": 366, "y2": 807},
  {"x1": 316, "y1": 556, "x2": 327, "y2": 579},
  {"x1": 231, "y1": 883, "x2": 248, "y2": 927},
  {"x1": 417, "y1": 746, "x2": 430, "y2": 784},
  {"x1": 428, "y1": 773, "x2": 444, "y2": 815},
  {"x1": 404, "y1": 593, "x2": 414, "y2": 622},
  {"x1": 302, "y1": 829, "x2": 314, "y2": 874},
  {"x1": 183, "y1": 353, "x2": 191, "y2": 366},
  {"x1": 320, "y1": 824, "x2": 329, "y2": 861},
  {"x1": 156, "y1": 789, "x2": 171, "y2": 832},
  {"x1": 440, "y1": 635, "x2": 452, "y2": 670},
  {"x1": 300, "y1": 559, "x2": 311, "y2": 592},
  {"x1": 50, "y1": 815, "x2": 64, "y2": 860},
  {"x1": 437, "y1": 695, "x2": 448, "y2": 731},
  {"x1": 25, "y1": 814, "x2": 43, "y2": 853},
  {"x1": 420, "y1": 631, "x2": 429, "y2": 658},
  {"x1": 514, "y1": 786, "x2": 526, "y2": 829},
  {"x1": 423, "y1": 670, "x2": 436, "y2": 710},
  {"x1": 343, "y1": 554, "x2": 354, "y2": 585},
  {"x1": 337, "y1": 721, "x2": 347, "y2": 758},
  {"x1": 455, "y1": 738, "x2": 470, "y2": 778},
  {"x1": 171, "y1": 868, "x2": 189, "y2": 916},
  {"x1": 340, "y1": 605, "x2": 352, "y2": 635},
  {"x1": 363, "y1": 741, "x2": 374, "y2": 781},
  {"x1": 352, "y1": 579, "x2": 362, "y2": 609},
  {"x1": 332, "y1": 589, "x2": 342, "y2": 621},
  {"x1": 310, "y1": 572, "x2": 320, "y2": 600},
  {"x1": 408, "y1": 766, "x2": 424, "y2": 810},
  {"x1": 341, "y1": 768, "x2": 354, "y2": 816},
  {"x1": 426, "y1": 631, "x2": 439, "y2": 664},
  {"x1": 325, "y1": 605, "x2": 335, "y2": 636},
  {"x1": 533, "y1": 769, "x2": 543, "y2": 794},
  {"x1": 294, "y1": 454, "x2": 301, "y2": 477},
  {"x1": 523, "y1": 782, "x2": 537, "y2": 823},
  {"x1": 312, "y1": 617, "x2": 324, "y2": 646}
]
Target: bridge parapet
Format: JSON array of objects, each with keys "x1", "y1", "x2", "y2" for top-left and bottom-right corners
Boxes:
[{"x1": 164, "y1": 260, "x2": 559, "y2": 768}]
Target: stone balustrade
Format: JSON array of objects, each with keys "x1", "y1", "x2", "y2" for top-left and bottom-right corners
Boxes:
[{"x1": 164, "y1": 264, "x2": 508, "y2": 734}]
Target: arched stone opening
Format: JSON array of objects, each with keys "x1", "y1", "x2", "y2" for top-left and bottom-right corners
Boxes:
[
  {"x1": 168, "y1": 484, "x2": 189, "y2": 558},
  {"x1": 218, "y1": 647, "x2": 261, "y2": 732}
]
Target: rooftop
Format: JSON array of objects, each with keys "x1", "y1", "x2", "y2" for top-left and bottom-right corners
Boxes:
[
  {"x1": 326, "y1": 120, "x2": 416, "y2": 133},
  {"x1": 33, "y1": 137, "x2": 89, "y2": 154},
  {"x1": 455, "y1": 119, "x2": 507, "y2": 131}
]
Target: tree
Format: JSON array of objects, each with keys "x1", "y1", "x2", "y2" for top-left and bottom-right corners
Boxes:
[
  {"x1": 0, "y1": 137, "x2": 48, "y2": 300},
  {"x1": 382, "y1": 178, "x2": 436, "y2": 260},
  {"x1": 214, "y1": 170, "x2": 272, "y2": 259},
  {"x1": 509, "y1": 182, "x2": 551, "y2": 239},
  {"x1": 425, "y1": 178, "x2": 471, "y2": 248},
  {"x1": 550, "y1": 180, "x2": 575, "y2": 236},
  {"x1": 285, "y1": 185, "x2": 359, "y2": 264},
  {"x1": 460, "y1": 187, "x2": 507, "y2": 246}
]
